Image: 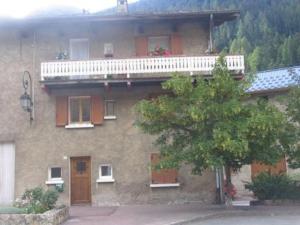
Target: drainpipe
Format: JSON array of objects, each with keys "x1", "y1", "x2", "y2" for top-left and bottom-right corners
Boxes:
[
  {"x1": 31, "y1": 30, "x2": 36, "y2": 121},
  {"x1": 215, "y1": 167, "x2": 224, "y2": 204},
  {"x1": 208, "y1": 13, "x2": 214, "y2": 54}
]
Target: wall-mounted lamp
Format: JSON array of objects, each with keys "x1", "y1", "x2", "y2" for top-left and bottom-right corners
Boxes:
[{"x1": 20, "y1": 71, "x2": 34, "y2": 123}]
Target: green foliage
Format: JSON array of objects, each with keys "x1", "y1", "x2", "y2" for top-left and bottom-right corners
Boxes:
[
  {"x1": 245, "y1": 172, "x2": 300, "y2": 200},
  {"x1": 0, "y1": 207, "x2": 26, "y2": 214},
  {"x1": 285, "y1": 69, "x2": 300, "y2": 168},
  {"x1": 21, "y1": 187, "x2": 59, "y2": 214},
  {"x1": 135, "y1": 58, "x2": 295, "y2": 176}
]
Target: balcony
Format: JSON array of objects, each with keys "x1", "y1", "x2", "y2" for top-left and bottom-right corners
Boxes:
[{"x1": 41, "y1": 55, "x2": 244, "y2": 82}]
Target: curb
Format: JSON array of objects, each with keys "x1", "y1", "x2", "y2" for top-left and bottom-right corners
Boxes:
[{"x1": 168, "y1": 206, "x2": 300, "y2": 225}]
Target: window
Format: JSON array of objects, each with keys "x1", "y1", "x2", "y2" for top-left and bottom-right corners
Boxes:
[
  {"x1": 56, "y1": 96, "x2": 103, "y2": 128},
  {"x1": 148, "y1": 36, "x2": 170, "y2": 56},
  {"x1": 150, "y1": 153, "x2": 179, "y2": 188},
  {"x1": 97, "y1": 164, "x2": 114, "y2": 183},
  {"x1": 46, "y1": 167, "x2": 64, "y2": 185},
  {"x1": 104, "y1": 43, "x2": 114, "y2": 57},
  {"x1": 69, "y1": 96, "x2": 91, "y2": 124},
  {"x1": 104, "y1": 100, "x2": 116, "y2": 120},
  {"x1": 70, "y1": 39, "x2": 89, "y2": 60}
]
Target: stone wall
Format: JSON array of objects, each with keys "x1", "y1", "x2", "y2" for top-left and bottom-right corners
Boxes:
[{"x1": 0, "y1": 207, "x2": 69, "y2": 225}]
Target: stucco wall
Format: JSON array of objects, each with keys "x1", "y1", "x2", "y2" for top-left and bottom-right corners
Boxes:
[{"x1": 0, "y1": 21, "x2": 215, "y2": 205}]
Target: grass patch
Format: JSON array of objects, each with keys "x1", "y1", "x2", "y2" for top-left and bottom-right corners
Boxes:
[{"x1": 0, "y1": 207, "x2": 26, "y2": 214}]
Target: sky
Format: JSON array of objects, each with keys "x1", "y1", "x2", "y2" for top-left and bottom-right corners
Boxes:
[{"x1": 0, "y1": 0, "x2": 139, "y2": 18}]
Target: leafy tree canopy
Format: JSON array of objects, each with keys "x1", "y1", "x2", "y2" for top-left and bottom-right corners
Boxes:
[
  {"x1": 135, "y1": 59, "x2": 298, "y2": 180},
  {"x1": 285, "y1": 69, "x2": 300, "y2": 168}
]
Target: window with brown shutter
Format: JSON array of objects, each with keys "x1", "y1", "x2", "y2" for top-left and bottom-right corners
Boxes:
[
  {"x1": 56, "y1": 96, "x2": 104, "y2": 127},
  {"x1": 251, "y1": 157, "x2": 287, "y2": 178},
  {"x1": 91, "y1": 96, "x2": 104, "y2": 125},
  {"x1": 56, "y1": 96, "x2": 68, "y2": 127},
  {"x1": 170, "y1": 34, "x2": 183, "y2": 55},
  {"x1": 135, "y1": 36, "x2": 148, "y2": 56},
  {"x1": 150, "y1": 153, "x2": 179, "y2": 185}
]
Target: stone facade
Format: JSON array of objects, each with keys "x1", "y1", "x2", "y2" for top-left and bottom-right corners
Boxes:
[
  {"x1": 0, "y1": 18, "x2": 217, "y2": 206},
  {"x1": 0, "y1": 207, "x2": 69, "y2": 225}
]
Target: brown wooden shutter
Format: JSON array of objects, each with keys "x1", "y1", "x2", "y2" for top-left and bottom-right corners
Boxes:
[
  {"x1": 251, "y1": 158, "x2": 287, "y2": 178},
  {"x1": 56, "y1": 96, "x2": 68, "y2": 127},
  {"x1": 135, "y1": 36, "x2": 148, "y2": 56},
  {"x1": 151, "y1": 153, "x2": 178, "y2": 184},
  {"x1": 171, "y1": 34, "x2": 183, "y2": 55},
  {"x1": 91, "y1": 96, "x2": 104, "y2": 125}
]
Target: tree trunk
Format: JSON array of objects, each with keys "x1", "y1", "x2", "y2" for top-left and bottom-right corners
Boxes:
[
  {"x1": 224, "y1": 166, "x2": 232, "y2": 186},
  {"x1": 224, "y1": 166, "x2": 233, "y2": 206}
]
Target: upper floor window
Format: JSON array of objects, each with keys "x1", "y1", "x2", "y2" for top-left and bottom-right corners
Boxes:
[
  {"x1": 148, "y1": 36, "x2": 170, "y2": 56},
  {"x1": 70, "y1": 39, "x2": 89, "y2": 60},
  {"x1": 56, "y1": 95, "x2": 104, "y2": 128},
  {"x1": 69, "y1": 96, "x2": 91, "y2": 124},
  {"x1": 104, "y1": 43, "x2": 114, "y2": 57},
  {"x1": 104, "y1": 100, "x2": 116, "y2": 120}
]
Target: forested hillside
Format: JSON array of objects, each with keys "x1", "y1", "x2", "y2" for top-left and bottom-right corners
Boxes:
[{"x1": 108, "y1": 0, "x2": 300, "y2": 72}]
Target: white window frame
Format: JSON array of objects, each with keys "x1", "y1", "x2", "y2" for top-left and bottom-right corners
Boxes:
[
  {"x1": 104, "y1": 100, "x2": 117, "y2": 120},
  {"x1": 66, "y1": 96, "x2": 94, "y2": 128},
  {"x1": 69, "y1": 38, "x2": 89, "y2": 60},
  {"x1": 97, "y1": 164, "x2": 115, "y2": 183},
  {"x1": 46, "y1": 167, "x2": 64, "y2": 185}
]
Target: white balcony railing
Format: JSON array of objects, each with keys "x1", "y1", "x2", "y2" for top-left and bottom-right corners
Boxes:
[{"x1": 41, "y1": 55, "x2": 244, "y2": 81}]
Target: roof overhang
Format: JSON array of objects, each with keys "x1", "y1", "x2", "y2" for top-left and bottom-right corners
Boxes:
[{"x1": 0, "y1": 10, "x2": 240, "y2": 27}]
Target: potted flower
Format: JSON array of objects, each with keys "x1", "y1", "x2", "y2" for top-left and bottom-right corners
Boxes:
[
  {"x1": 149, "y1": 45, "x2": 171, "y2": 57},
  {"x1": 56, "y1": 51, "x2": 68, "y2": 60},
  {"x1": 223, "y1": 181, "x2": 237, "y2": 206}
]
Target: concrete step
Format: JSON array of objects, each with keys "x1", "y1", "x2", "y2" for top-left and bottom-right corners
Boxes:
[{"x1": 232, "y1": 200, "x2": 251, "y2": 206}]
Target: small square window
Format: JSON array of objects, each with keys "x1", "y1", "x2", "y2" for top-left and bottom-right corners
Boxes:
[
  {"x1": 104, "y1": 100, "x2": 116, "y2": 120},
  {"x1": 99, "y1": 164, "x2": 114, "y2": 181},
  {"x1": 49, "y1": 167, "x2": 62, "y2": 180}
]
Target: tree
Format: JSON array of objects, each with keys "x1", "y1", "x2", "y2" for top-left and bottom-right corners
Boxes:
[
  {"x1": 285, "y1": 69, "x2": 300, "y2": 168},
  {"x1": 135, "y1": 58, "x2": 295, "y2": 193}
]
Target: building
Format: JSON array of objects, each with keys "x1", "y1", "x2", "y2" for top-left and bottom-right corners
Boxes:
[
  {"x1": 0, "y1": 1, "x2": 244, "y2": 206},
  {"x1": 232, "y1": 66, "x2": 300, "y2": 198}
]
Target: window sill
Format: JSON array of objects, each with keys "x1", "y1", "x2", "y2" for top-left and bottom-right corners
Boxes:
[
  {"x1": 65, "y1": 123, "x2": 94, "y2": 129},
  {"x1": 104, "y1": 116, "x2": 117, "y2": 120},
  {"x1": 150, "y1": 183, "x2": 180, "y2": 188},
  {"x1": 96, "y1": 178, "x2": 115, "y2": 183},
  {"x1": 45, "y1": 180, "x2": 64, "y2": 185}
]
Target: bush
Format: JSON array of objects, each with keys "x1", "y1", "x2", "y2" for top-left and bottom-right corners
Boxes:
[
  {"x1": 245, "y1": 172, "x2": 300, "y2": 200},
  {"x1": 20, "y1": 187, "x2": 59, "y2": 214}
]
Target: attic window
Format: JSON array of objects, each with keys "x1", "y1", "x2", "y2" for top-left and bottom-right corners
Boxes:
[{"x1": 104, "y1": 43, "x2": 114, "y2": 57}]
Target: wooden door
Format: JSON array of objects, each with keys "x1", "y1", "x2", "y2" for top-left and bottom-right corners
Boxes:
[
  {"x1": 0, "y1": 143, "x2": 15, "y2": 205},
  {"x1": 71, "y1": 157, "x2": 91, "y2": 205}
]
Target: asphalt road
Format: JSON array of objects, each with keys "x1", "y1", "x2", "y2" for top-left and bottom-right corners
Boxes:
[{"x1": 188, "y1": 215, "x2": 300, "y2": 225}]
